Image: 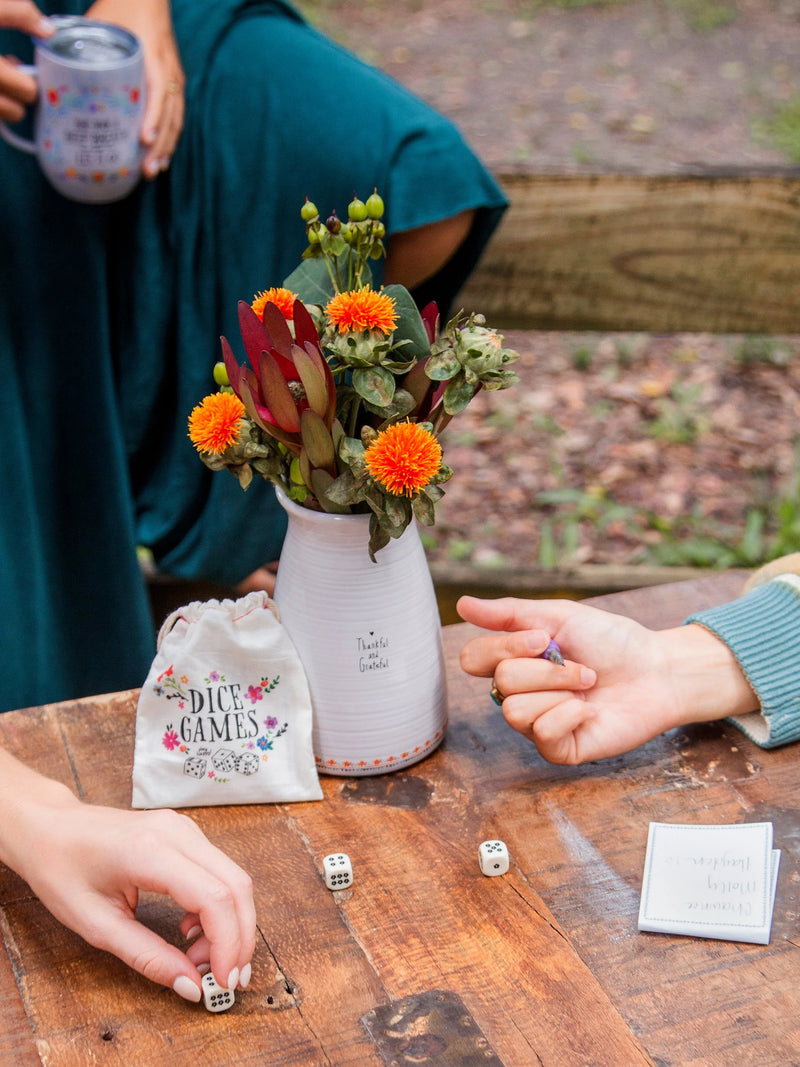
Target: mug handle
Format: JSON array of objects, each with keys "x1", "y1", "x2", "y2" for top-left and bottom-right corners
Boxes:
[{"x1": 0, "y1": 65, "x2": 38, "y2": 154}]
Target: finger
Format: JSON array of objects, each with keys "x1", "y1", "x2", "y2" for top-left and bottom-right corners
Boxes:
[
  {"x1": 494, "y1": 656, "x2": 596, "y2": 696},
  {"x1": 186, "y1": 931, "x2": 211, "y2": 968},
  {"x1": 181, "y1": 912, "x2": 203, "y2": 941},
  {"x1": 141, "y1": 74, "x2": 184, "y2": 177},
  {"x1": 78, "y1": 898, "x2": 204, "y2": 1002},
  {"x1": 0, "y1": 1, "x2": 55, "y2": 37},
  {"x1": 0, "y1": 55, "x2": 37, "y2": 117},
  {"x1": 457, "y1": 595, "x2": 588, "y2": 645},
  {"x1": 119, "y1": 824, "x2": 255, "y2": 990},
  {"x1": 503, "y1": 693, "x2": 595, "y2": 764},
  {"x1": 460, "y1": 628, "x2": 554, "y2": 678}
]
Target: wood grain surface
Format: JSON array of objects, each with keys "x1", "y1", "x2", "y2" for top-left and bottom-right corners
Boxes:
[
  {"x1": 457, "y1": 172, "x2": 800, "y2": 334},
  {"x1": 2, "y1": 570, "x2": 798, "y2": 1066}
]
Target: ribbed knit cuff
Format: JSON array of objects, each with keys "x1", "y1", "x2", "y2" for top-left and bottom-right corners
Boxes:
[{"x1": 684, "y1": 574, "x2": 800, "y2": 748}]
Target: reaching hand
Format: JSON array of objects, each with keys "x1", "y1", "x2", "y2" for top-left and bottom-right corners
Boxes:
[
  {"x1": 457, "y1": 595, "x2": 757, "y2": 765},
  {"x1": 0, "y1": 1, "x2": 54, "y2": 122},
  {"x1": 86, "y1": 0, "x2": 185, "y2": 177},
  {"x1": 0, "y1": 753, "x2": 255, "y2": 1001}
]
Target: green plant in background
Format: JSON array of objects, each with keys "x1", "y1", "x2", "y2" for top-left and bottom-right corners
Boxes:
[
  {"x1": 733, "y1": 334, "x2": 794, "y2": 368},
  {"x1": 666, "y1": 0, "x2": 738, "y2": 32},
  {"x1": 647, "y1": 381, "x2": 711, "y2": 445},
  {"x1": 534, "y1": 487, "x2": 640, "y2": 566},
  {"x1": 759, "y1": 97, "x2": 800, "y2": 163},
  {"x1": 570, "y1": 345, "x2": 593, "y2": 371}
]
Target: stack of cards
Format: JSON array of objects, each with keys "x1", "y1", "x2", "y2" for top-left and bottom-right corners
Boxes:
[{"x1": 638, "y1": 821, "x2": 780, "y2": 945}]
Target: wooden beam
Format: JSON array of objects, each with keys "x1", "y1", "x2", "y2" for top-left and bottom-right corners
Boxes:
[{"x1": 457, "y1": 170, "x2": 800, "y2": 334}]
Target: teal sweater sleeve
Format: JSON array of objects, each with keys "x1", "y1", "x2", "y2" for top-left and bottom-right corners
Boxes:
[{"x1": 685, "y1": 573, "x2": 800, "y2": 748}]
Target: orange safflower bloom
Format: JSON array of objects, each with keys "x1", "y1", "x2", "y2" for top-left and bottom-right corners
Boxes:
[
  {"x1": 251, "y1": 287, "x2": 298, "y2": 321},
  {"x1": 188, "y1": 392, "x2": 246, "y2": 455},
  {"x1": 364, "y1": 421, "x2": 442, "y2": 497},
  {"x1": 325, "y1": 287, "x2": 398, "y2": 335}
]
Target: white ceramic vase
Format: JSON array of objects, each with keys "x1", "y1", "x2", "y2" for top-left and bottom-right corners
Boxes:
[{"x1": 273, "y1": 486, "x2": 448, "y2": 775}]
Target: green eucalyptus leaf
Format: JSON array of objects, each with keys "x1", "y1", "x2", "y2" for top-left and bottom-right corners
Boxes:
[
  {"x1": 363, "y1": 387, "x2": 416, "y2": 421},
  {"x1": 367, "y1": 515, "x2": 391, "y2": 561},
  {"x1": 412, "y1": 492, "x2": 436, "y2": 525},
  {"x1": 383, "y1": 492, "x2": 410, "y2": 528},
  {"x1": 383, "y1": 284, "x2": 430, "y2": 359},
  {"x1": 425, "y1": 350, "x2": 462, "y2": 381},
  {"x1": 443, "y1": 377, "x2": 476, "y2": 415},
  {"x1": 337, "y1": 435, "x2": 365, "y2": 467},
  {"x1": 423, "y1": 482, "x2": 446, "y2": 503},
  {"x1": 311, "y1": 468, "x2": 352, "y2": 513},
  {"x1": 325, "y1": 468, "x2": 367, "y2": 506},
  {"x1": 352, "y1": 365, "x2": 395, "y2": 406},
  {"x1": 283, "y1": 257, "x2": 335, "y2": 305}
]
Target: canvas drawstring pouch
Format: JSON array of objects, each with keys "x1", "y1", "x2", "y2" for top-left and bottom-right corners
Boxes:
[{"x1": 132, "y1": 591, "x2": 322, "y2": 808}]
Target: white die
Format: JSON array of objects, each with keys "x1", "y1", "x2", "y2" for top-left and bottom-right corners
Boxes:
[
  {"x1": 479, "y1": 840, "x2": 509, "y2": 877},
  {"x1": 323, "y1": 852, "x2": 353, "y2": 890},
  {"x1": 202, "y1": 972, "x2": 235, "y2": 1013}
]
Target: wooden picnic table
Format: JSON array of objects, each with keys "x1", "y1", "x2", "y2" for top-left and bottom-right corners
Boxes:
[{"x1": 1, "y1": 569, "x2": 798, "y2": 1066}]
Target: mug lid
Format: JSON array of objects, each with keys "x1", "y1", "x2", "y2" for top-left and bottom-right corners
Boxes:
[{"x1": 39, "y1": 17, "x2": 141, "y2": 67}]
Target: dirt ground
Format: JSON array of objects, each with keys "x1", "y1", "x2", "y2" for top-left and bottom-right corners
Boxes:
[
  {"x1": 303, "y1": 0, "x2": 800, "y2": 173},
  {"x1": 422, "y1": 330, "x2": 800, "y2": 573},
  {"x1": 297, "y1": 0, "x2": 800, "y2": 576}
]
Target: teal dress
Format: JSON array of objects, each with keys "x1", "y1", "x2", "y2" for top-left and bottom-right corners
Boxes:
[{"x1": 0, "y1": 0, "x2": 506, "y2": 713}]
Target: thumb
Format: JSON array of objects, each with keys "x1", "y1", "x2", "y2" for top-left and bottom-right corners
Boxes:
[
  {"x1": 83, "y1": 905, "x2": 204, "y2": 1003},
  {"x1": 0, "y1": 2, "x2": 56, "y2": 36}
]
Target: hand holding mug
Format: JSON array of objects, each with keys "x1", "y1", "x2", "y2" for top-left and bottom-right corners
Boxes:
[
  {"x1": 0, "y1": 1, "x2": 55, "y2": 122},
  {"x1": 85, "y1": 0, "x2": 185, "y2": 178}
]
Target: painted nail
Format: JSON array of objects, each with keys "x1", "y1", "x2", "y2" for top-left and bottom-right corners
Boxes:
[
  {"x1": 226, "y1": 967, "x2": 239, "y2": 991},
  {"x1": 239, "y1": 963, "x2": 252, "y2": 989},
  {"x1": 185, "y1": 924, "x2": 202, "y2": 941},
  {"x1": 196, "y1": 962, "x2": 211, "y2": 976},
  {"x1": 173, "y1": 975, "x2": 202, "y2": 1003}
]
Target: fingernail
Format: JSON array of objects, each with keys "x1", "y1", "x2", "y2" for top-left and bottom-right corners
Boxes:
[
  {"x1": 239, "y1": 963, "x2": 252, "y2": 989},
  {"x1": 226, "y1": 967, "x2": 239, "y2": 991},
  {"x1": 185, "y1": 924, "x2": 202, "y2": 941},
  {"x1": 197, "y1": 962, "x2": 211, "y2": 976},
  {"x1": 173, "y1": 975, "x2": 202, "y2": 1003},
  {"x1": 37, "y1": 17, "x2": 56, "y2": 35},
  {"x1": 145, "y1": 159, "x2": 160, "y2": 177},
  {"x1": 159, "y1": 156, "x2": 171, "y2": 172},
  {"x1": 580, "y1": 667, "x2": 596, "y2": 687}
]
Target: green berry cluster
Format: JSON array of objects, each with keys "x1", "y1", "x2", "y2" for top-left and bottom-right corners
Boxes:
[{"x1": 300, "y1": 190, "x2": 386, "y2": 291}]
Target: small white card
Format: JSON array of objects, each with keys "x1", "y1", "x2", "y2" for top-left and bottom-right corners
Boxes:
[{"x1": 638, "y1": 822, "x2": 780, "y2": 945}]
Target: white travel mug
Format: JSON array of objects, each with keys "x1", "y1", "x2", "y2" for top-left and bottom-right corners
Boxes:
[{"x1": 0, "y1": 16, "x2": 145, "y2": 204}]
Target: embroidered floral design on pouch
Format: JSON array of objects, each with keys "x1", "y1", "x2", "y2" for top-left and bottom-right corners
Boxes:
[{"x1": 154, "y1": 669, "x2": 288, "y2": 784}]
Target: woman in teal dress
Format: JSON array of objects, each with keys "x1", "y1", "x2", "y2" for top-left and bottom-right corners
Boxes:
[{"x1": 0, "y1": 0, "x2": 507, "y2": 713}]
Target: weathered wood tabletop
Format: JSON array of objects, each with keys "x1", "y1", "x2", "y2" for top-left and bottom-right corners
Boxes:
[{"x1": 1, "y1": 571, "x2": 798, "y2": 1066}]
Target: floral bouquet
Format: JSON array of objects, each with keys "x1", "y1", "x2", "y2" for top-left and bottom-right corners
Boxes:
[{"x1": 188, "y1": 190, "x2": 519, "y2": 559}]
